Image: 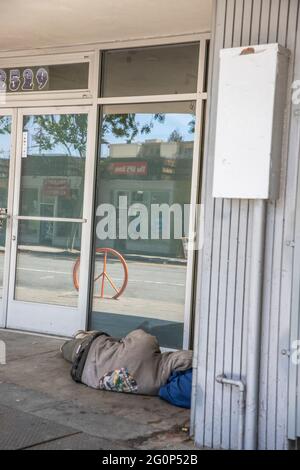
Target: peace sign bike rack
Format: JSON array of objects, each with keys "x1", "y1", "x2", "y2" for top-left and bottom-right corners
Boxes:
[{"x1": 73, "y1": 247, "x2": 129, "y2": 300}]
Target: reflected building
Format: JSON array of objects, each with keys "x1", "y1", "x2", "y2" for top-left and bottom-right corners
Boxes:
[
  {"x1": 97, "y1": 139, "x2": 193, "y2": 258},
  {"x1": 15, "y1": 139, "x2": 193, "y2": 257},
  {"x1": 18, "y1": 153, "x2": 84, "y2": 250}
]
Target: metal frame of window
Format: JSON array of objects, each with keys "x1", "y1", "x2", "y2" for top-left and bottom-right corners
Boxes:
[
  {"x1": 0, "y1": 32, "x2": 210, "y2": 346},
  {"x1": 0, "y1": 108, "x2": 17, "y2": 328},
  {"x1": 0, "y1": 51, "x2": 94, "y2": 104},
  {"x1": 94, "y1": 37, "x2": 209, "y2": 350}
]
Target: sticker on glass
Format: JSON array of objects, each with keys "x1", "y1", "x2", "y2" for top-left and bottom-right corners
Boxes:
[
  {"x1": 36, "y1": 67, "x2": 49, "y2": 90},
  {"x1": 9, "y1": 69, "x2": 21, "y2": 92},
  {"x1": 0, "y1": 69, "x2": 6, "y2": 92},
  {"x1": 22, "y1": 69, "x2": 34, "y2": 91},
  {"x1": 22, "y1": 132, "x2": 28, "y2": 158}
]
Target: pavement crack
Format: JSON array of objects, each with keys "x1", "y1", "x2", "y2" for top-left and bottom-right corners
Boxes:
[{"x1": 19, "y1": 431, "x2": 82, "y2": 450}]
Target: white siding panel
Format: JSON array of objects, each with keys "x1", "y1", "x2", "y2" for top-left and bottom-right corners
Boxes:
[
  {"x1": 194, "y1": 0, "x2": 300, "y2": 450},
  {"x1": 262, "y1": 0, "x2": 282, "y2": 451},
  {"x1": 194, "y1": 0, "x2": 227, "y2": 448},
  {"x1": 287, "y1": 0, "x2": 300, "y2": 443},
  {"x1": 214, "y1": 0, "x2": 236, "y2": 449}
]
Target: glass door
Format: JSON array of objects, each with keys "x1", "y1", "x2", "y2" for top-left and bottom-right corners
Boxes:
[
  {"x1": 0, "y1": 109, "x2": 16, "y2": 327},
  {"x1": 6, "y1": 107, "x2": 94, "y2": 336}
]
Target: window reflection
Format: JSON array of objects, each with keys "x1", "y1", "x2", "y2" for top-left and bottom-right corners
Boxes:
[
  {"x1": 19, "y1": 114, "x2": 87, "y2": 218},
  {"x1": 91, "y1": 102, "x2": 196, "y2": 349},
  {"x1": 0, "y1": 115, "x2": 11, "y2": 298},
  {"x1": 15, "y1": 220, "x2": 81, "y2": 307},
  {"x1": 0, "y1": 116, "x2": 11, "y2": 208}
]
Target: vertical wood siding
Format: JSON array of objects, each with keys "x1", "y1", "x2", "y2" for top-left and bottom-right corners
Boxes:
[{"x1": 194, "y1": 0, "x2": 300, "y2": 450}]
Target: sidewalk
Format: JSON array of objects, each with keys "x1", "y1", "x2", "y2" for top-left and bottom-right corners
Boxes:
[
  {"x1": 0, "y1": 330, "x2": 198, "y2": 450},
  {"x1": 15, "y1": 245, "x2": 187, "y2": 266}
]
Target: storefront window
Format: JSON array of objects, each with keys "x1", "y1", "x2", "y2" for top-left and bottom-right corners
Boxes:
[
  {"x1": 0, "y1": 63, "x2": 89, "y2": 93},
  {"x1": 101, "y1": 43, "x2": 199, "y2": 97},
  {"x1": 90, "y1": 101, "x2": 196, "y2": 349}
]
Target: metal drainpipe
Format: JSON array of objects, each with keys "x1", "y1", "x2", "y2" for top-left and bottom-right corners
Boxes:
[
  {"x1": 244, "y1": 199, "x2": 267, "y2": 450},
  {"x1": 216, "y1": 375, "x2": 246, "y2": 450}
]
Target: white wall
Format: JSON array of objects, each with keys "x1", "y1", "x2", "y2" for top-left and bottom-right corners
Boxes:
[
  {"x1": 193, "y1": 0, "x2": 300, "y2": 450},
  {"x1": 0, "y1": 0, "x2": 212, "y2": 51}
]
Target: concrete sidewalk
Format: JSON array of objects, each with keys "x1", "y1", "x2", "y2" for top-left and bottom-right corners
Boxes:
[{"x1": 0, "y1": 330, "x2": 198, "y2": 450}]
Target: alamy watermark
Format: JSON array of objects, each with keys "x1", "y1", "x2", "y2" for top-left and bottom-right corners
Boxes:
[
  {"x1": 291, "y1": 340, "x2": 300, "y2": 366},
  {"x1": 95, "y1": 197, "x2": 204, "y2": 251},
  {"x1": 0, "y1": 340, "x2": 6, "y2": 365},
  {"x1": 292, "y1": 80, "x2": 300, "y2": 106}
]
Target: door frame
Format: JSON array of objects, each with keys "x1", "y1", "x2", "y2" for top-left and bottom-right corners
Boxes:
[
  {"x1": 0, "y1": 108, "x2": 17, "y2": 328},
  {"x1": 3, "y1": 105, "x2": 96, "y2": 336}
]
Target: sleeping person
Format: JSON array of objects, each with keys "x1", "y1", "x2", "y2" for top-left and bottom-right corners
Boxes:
[{"x1": 61, "y1": 329, "x2": 192, "y2": 399}]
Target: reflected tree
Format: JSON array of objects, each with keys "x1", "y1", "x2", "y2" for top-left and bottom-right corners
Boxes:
[
  {"x1": 0, "y1": 116, "x2": 11, "y2": 135},
  {"x1": 101, "y1": 113, "x2": 165, "y2": 144},
  {"x1": 30, "y1": 113, "x2": 167, "y2": 154},
  {"x1": 188, "y1": 117, "x2": 195, "y2": 134},
  {"x1": 30, "y1": 114, "x2": 87, "y2": 158},
  {"x1": 168, "y1": 130, "x2": 183, "y2": 142}
]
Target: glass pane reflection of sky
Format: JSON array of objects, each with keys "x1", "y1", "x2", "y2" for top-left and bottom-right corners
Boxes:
[
  {"x1": 0, "y1": 116, "x2": 11, "y2": 160},
  {"x1": 101, "y1": 113, "x2": 195, "y2": 158}
]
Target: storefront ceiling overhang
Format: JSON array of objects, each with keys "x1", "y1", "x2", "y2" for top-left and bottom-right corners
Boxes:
[{"x1": 0, "y1": 0, "x2": 212, "y2": 52}]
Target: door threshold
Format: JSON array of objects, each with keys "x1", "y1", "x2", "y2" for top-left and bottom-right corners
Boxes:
[{"x1": 0, "y1": 327, "x2": 70, "y2": 341}]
